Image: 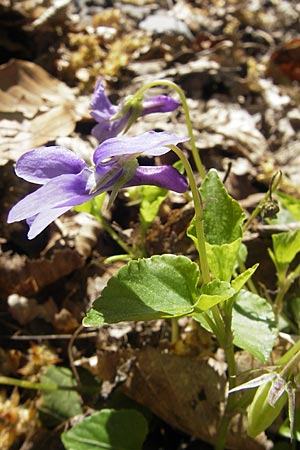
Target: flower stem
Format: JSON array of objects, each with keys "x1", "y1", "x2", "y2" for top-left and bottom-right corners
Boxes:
[
  {"x1": 168, "y1": 144, "x2": 210, "y2": 283},
  {"x1": 135, "y1": 79, "x2": 206, "y2": 180}
]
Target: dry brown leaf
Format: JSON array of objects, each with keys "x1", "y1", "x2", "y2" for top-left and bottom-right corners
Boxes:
[
  {"x1": 0, "y1": 249, "x2": 84, "y2": 297},
  {"x1": 53, "y1": 308, "x2": 80, "y2": 333},
  {"x1": 0, "y1": 212, "x2": 102, "y2": 297},
  {"x1": 7, "y1": 295, "x2": 58, "y2": 326},
  {"x1": 97, "y1": 345, "x2": 272, "y2": 450},
  {"x1": 0, "y1": 59, "x2": 87, "y2": 164},
  {"x1": 0, "y1": 349, "x2": 22, "y2": 376},
  {"x1": 267, "y1": 39, "x2": 300, "y2": 83},
  {"x1": 197, "y1": 100, "x2": 268, "y2": 164}
]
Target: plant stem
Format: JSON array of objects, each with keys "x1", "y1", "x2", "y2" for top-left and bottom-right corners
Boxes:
[
  {"x1": 135, "y1": 80, "x2": 206, "y2": 179},
  {"x1": 0, "y1": 375, "x2": 73, "y2": 391},
  {"x1": 215, "y1": 345, "x2": 237, "y2": 450},
  {"x1": 171, "y1": 318, "x2": 179, "y2": 345},
  {"x1": 214, "y1": 299, "x2": 237, "y2": 450},
  {"x1": 168, "y1": 144, "x2": 210, "y2": 283}
]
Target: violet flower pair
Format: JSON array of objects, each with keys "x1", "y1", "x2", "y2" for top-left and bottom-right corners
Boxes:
[{"x1": 8, "y1": 79, "x2": 188, "y2": 239}]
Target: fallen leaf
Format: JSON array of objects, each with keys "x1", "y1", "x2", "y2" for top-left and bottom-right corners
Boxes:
[
  {"x1": 197, "y1": 100, "x2": 268, "y2": 164},
  {"x1": 0, "y1": 59, "x2": 88, "y2": 164},
  {"x1": 97, "y1": 344, "x2": 272, "y2": 450},
  {"x1": 267, "y1": 39, "x2": 300, "y2": 83},
  {"x1": 7, "y1": 295, "x2": 58, "y2": 326},
  {"x1": 0, "y1": 212, "x2": 102, "y2": 297}
]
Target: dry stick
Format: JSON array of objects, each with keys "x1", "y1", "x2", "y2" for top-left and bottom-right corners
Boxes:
[
  {"x1": 1, "y1": 331, "x2": 98, "y2": 340},
  {"x1": 67, "y1": 324, "x2": 85, "y2": 386}
]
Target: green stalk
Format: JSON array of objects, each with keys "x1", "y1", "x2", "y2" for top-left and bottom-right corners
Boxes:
[
  {"x1": 171, "y1": 318, "x2": 179, "y2": 345},
  {"x1": 0, "y1": 375, "x2": 74, "y2": 391},
  {"x1": 168, "y1": 144, "x2": 209, "y2": 283},
  {"x1": 215, "y1": 318, "x2": 237, "y2": 450},
  {"x1": 135, "y1": 80, "x2": 206, "y2": 179}
]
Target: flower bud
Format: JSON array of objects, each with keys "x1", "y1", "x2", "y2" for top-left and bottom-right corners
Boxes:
[{"x1": 247, "y1": 380, "x2": 287, "y2": 437}]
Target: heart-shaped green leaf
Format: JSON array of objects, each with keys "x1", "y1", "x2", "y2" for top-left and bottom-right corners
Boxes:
[{"x1": 83, "y1": 255, "x2": 199, "y2": 327}]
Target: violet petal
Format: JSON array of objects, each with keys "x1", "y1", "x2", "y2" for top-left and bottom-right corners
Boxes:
[
  {"x1": 7, "y1": 169, "x2": 93, "y2": 223},
  {"x1": 15, "y1": 146, "x2": 86, "y2": 184},
  {"x1": 89, "y1": 78, "x2": 117, "y2": 120},
  {"x1": 94, "y1": 131, "x2": 189, "y2": 165},
  {"x1": 27, "y1": 207, "x2": 71, "y2": 239},
  {"x1": 142, "y1": 95, "x2": 180, "y2": 115},
  {"x1": 126, "y1": 165, "x2": 188, "y2": 193},
  {"x1": 91, "y1": 112, "x2": 129, "y2": 143}
]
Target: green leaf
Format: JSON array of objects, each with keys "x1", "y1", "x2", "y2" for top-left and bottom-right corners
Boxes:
[
  {"x1": 277, "y1": 191, "x2": 300, "y2": 221},
  {"x1": 231, "y1": 264, "x2": 259, "y2": 292},
  {"x1": 200, "y1": 169, "x2": 245, "y2": 245},
  {"x1": 205, "y1": 238, "x2": 242, "y2": 281},
  {"x1": 61, "y1": 408, "x2": 148, "y2": 450},
  {"x1": 187, "y1": 170, "x2": 245, "y2": 279},
  {"x1": 232, "y1": 290, "x2": 277, "y2": 362},
  {"x1": 74, "y1": 193, "x2": 106, "y2": 220},
  {"x1": 140, "y1": 185, "x2": 168, "y2": 230},
  {"x1": 272, "y1": 230, "x2": 300, "y2": 265},
  {"x1": 194, "y1": 279, "x2": 236, "y2": 311},
  {"x1": 39, "y1": 366, "x2": 82, "y2": 426},
  {"x1": 83, "y1": 255, "x2": 199, "y2": 326},
  {"x1": 192, "y1": 266, "x2": 258, "y2": 329}
]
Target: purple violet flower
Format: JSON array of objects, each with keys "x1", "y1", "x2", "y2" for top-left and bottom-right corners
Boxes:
[
  {"x1": 90, "y1": 78, "x2": 180, "y2": 142},
  {"x1": 7, "y1": 131, "x2": 189, "y2": 239}
]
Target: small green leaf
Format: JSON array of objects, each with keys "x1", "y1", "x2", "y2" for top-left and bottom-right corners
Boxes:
[
  {"x1": 272, "y1": 230, "x2": 300, "y2": 265},
  {"x1": 61, "y1": 408, "x2": 148, "y2": 450},
  {"x1": 205, "y1": 238, "x2": 242, "y2": 281},
  {"x1": 140, "y1": 185, "x2": 168, "y2": 230},
  {"x1": 39, "y1": 366, "x2": 82, "y2": 426},
  {"x1": 277, "y1": 191, "x2": 300, "y2": 221},
  {"x1": 83, "y1": 255, "x2": 199, "y2": 326},
  {"x1": 74, "y1": 193, "x2": 106, "y2": 220},
  {"x1": 231, "y1": 264, "x2": 258, "y2": 292},
  {"x1": 232, "y1": 290, "x2": 277, "y2": 362},
  {"x1": 194, "y1": 279, "x2": 236, "y2": 311},
  {"x1": 200, "y1": 169, "x2": 245, "y2": 245}
]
